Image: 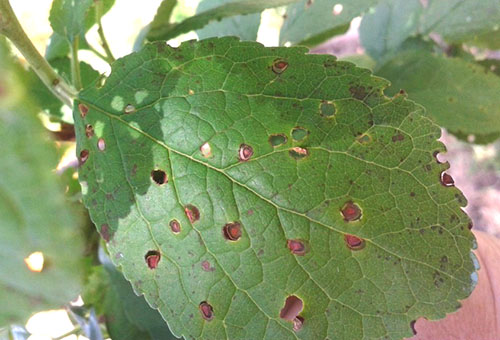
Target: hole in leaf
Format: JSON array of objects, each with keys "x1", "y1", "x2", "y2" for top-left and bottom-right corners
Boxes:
[
  {"x1": 124, "y1": 104, "x2": 136, "y2": 114},
  {"x1": 97, "y1": 138, "x2": 106, "y2": 151},
  {"x1": 79, "y1": 149, "x2": 89, "y2": 165},
  {"x1": 238, "y1": 144, "x2": 253, "y2": 161},
  {"x1": 96, "y1": 75, "x2": 107, "y2": 88},
  {"x1": 293, "y1": 316, "x2": 304, "y2": 332},
  {"x1": 78, "y1": 103, "x2": 89, "y2": 118},
  {"x1": 440, "y1": 172, "x2": 455, "y2": 187},
  {"x1": 24, "y1": 251, "x2": 44, "y2": 272},
  {"x1": 291, "y1": 127, "x2": 309, "y2": 141},
  {"x1": 145, "y1": 250, "x2": 161, "y2": 269},
  {"x1": 199, "y1": 301, "x2": 214, "y2": 321},
  {"x1": 269, "y1": 134, "x2": 287, "y2": 147},
  {"x1": 169, "y1": 219, "x2": 181, "y2": 233},
  {"x1": 341, "y1": 201, "x2": 362, "y2": 221},
  {"x1": 200, "y1": 142, "x2": 212, "y2": 158},
  {"x1": 223, "y1": 222, "x2": 242, "y2": 241},
  {"x1": 151, "y1": 169, "x2": 168, "y2": 185},
  {"x1": 280, "y1": 295, "x2": 303, "y2": 321},
  {"x1": 272, "y1": 59, "x2": 289, "y2": 74},
  {"x1": 433, "y1": 150, "x2": 445, "y2": 164},
  {"x1": 332, "y1": 3, "x2": 343, "y2": 15},
  {"x1": 287, "y1": 239, "x2": 307, "y2": 256},
  {"x1": 85, "y1": 124, "x2": 94, "y2": 138},
  {"x1": 410, "y1": 320, "x2": 417, "y2": 335},
  {"x1": 184, "y1": 205, "x2": 200, "y2": 223},
  {"x1": 344, "y1": 234, "x2": 365, "y2": 250},
  {"x1": 289, "y1": 147, "x2": 308, "y2": 159},
  {"x1": 356, "y1": 134, "x2": 372, "y2": 144},
  {"x1": 320, "y1": 101, "x2": 335, "y2": 117}
]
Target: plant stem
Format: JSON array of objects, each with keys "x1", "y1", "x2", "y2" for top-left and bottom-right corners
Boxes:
[
  {"x1": 70, "y1": 36, "x2": 82, "y2": 90},
  {"x1": 53, "y1": 326, "x2": 81, "y2": 340},
  {"x1": 0, "y1": 0, "x2": 75, "y2": 107},
  {"x1": 95, "y1": 0, "x2": 115, "y2": 63}
]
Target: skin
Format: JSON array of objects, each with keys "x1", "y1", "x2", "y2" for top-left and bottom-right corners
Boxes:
[{"x1": 408, "y1": 231, "x2": 500, "y2": 339}]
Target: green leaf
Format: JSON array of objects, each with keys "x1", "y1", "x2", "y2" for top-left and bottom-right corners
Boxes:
[
  {"x1": 147, "y1": 0, "x2": 298, "y2": 41},
  {"x1": 0, "y1": 42, "x2": 84, "y2": 326},
  {"x1": 84, "y1": 251, "x2": 178, "y2": 340},
  {"x1": 359, "y1": 0, "x2": 423, "y2": 60},
  {"x1": 75, "y1": 37, "x2": 477, "y2": 340},
  {"x1": 47, "y1": 0, "x2": 115, "y2": 57},
  {"x1": 420, "y1": 0, "x2": 500, "y2": 49},
  {"x1": 377, "y1": 50, "x2": 500, "y2": 141},
  {"x1": 196, "y1": 0, "x2": 261, "y2": 41},
  {"x1": 280, "y1": 0, "x2": 382, "y2": 47}
]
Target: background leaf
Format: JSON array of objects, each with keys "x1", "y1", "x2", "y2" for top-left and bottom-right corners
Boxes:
[
  {"x1": 147, "y1": 0, "x2": 298, "y2": 41},
  {"x1": 280, "y1": 0, "x2": 382, "y2": 47},
  {"x1": 0, "y1": 40, "x2": 84, "y2": 326},
  {"x1": 377, "y1": 50, "x2": 500, "y2": 141},
  {"x1": 74, "y1": 37, "x2": 476, "y2": 340},
  {"x1": 196, "y1": 0, "x2": 261, "y2": 41}
]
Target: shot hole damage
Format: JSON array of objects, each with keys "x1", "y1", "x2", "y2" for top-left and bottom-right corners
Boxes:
[
  {"x1": 272, "y1": 59, "x2": 289, "y2": 74},
  {"x1": 97, "y1": 138, "x2": 106, "y2": 151},
  {"x1": 238, "y1": 144, "x2": 253, "y2": 161},
  {"x1": 291, "y1": 127, "x2": 309, "y2": 141},
  {"x1": 169, "y1": 219, "x2": 181, "y2": 233},
  {"x1": 199, "y1": 301, "x2": 214, "y2": 321},
  {"x1": 287, "y1": 239, "x2": 307, "y2": 256},
  {"x1": 223, "y1": 222, "x2": 242, "y2": 241},
  {"x1": 341, "y1": 201, "x2": 362, "y2": 221},
  {"x1": 440, "y1": 172, "x2": 455, "y2": 187},
  {"x1": 280, "y1": 295, "x2": 304, "y2": 331},
  {"x1": 145, "y1": 250, "x2": 161, "y2": 269},
  {"x1": 356, "y1": 134, "x2": 372, "y2": 144},
  {"x1": 151, "y1": 169, "x2": 168, "y2": 185},
  {"x1": 184, "y1": 205, "x2": 200, "y2": 223},
  {"x1": 269, "y1": 134, "x2": 287, "y2": 147},
  {"x1": 78, "y1": 103, "x2": 89, "y2": 118},
  {"x1": 79, "y1": 149, "x2": 89, "y2": 165},
  {"x1": 345, "y1": 234, "x2": 365, "y2": 250},
  {"x1": 289, "y1": 147, "x2": 308, "y2": 159},
  {"x1": 85, "y1": 124, "x2": 94, "y2": 138},
  {"x1": 200, "y1": 142, "x2": 212, "y2": 158},
  {"x1": 124, "y1": 104, "x2": 136, "y2": 114},
  {"x1": 320, "y1": 101, "x2": 336, "y2": 117}
]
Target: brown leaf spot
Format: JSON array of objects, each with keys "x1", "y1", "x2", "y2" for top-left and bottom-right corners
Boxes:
[
  {"x1": 293, "y1": 316, "x2": 304, "y2": 332},
  {"x1": 223, "y1": 222, "x2": 242, "y2": 241},
  {"x1": 201, "y1": 260, "x2": 215, "y2": 272},
  {"x1": 79, "y1": 149, "x2": 89, "y2": 165},
  {"x1": 280, "y1": 295, "x2": 303, "y2": 321},
  {"x1": 341, "y1": 201, "x2": 362, "y2": 221},
  {"x1": 238, "y1": 144, "x2": 253, "y2": 161},
  {"x1": 151, "y1": 169, "x2": 168, "y2": 185},
  {"x1": 272, "y1": 59, "x2": 289, "y2": 74},
  {"x1": 289, "y1": 147, "x2": 308, "y2": 159},
  {"x1": 78, "y1": 103, "x2": 89, "y2": 118},
  {"x1": 97, "y1": 138, "x2": 106, "y2": 151},
  {"x1": 85, "y1": 124, "x2": 94, "y2": 138},
  {"x1": 349, "y1": 86, "x2": 367, "y2": 100},
  {"x1": 184, "y1": 205, "x2": 200, "y2": 223},
  {"x1": 101, "y1": 224, "x2": 110, "y2": 242},
  {"x1": 145, "y1": 250, "x2": 161, "y2": 269},
  {"x1": 287, "y1": 239, "x2": 307, "y2": 256},
  {"x1": 199, "y1": 301, "x2": 214, "y2": 321},
  {"x1": 392, "y1": 134, "x2": 404, "y2": 142},
  {"x1": 345, "y1": 234, "x2": 365, "y2": 250},
  {"x1": 169, "y1": 219, "x2": 181, "y2": 233}
]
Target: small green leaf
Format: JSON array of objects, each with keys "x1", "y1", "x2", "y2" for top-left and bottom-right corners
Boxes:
[
  {"x1": 196, "y1": 0, "x2": 261, "y2": 41},
  {"x1": 74, "y1": 37, "x2": 476, "y2": 340},
  {"x1": 280, "y1": 0, "x2": 382, "y2": 47},
  {"x1": 147, "y1": 0, "x2": 298, "y2": 41},
  {"x1": 47, "y1": 0, "x2": 115, "y2": 57},
  {"x1": 0, "y1": 42, "x2": 84, "y2": 325},
  {"x1": 377, "y1": 50, "x2": 500, "y2": 141}
]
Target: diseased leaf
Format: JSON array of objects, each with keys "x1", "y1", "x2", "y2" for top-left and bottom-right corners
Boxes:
[
  {"x1": 83, "y1": 251, "x2": 178, "y2": 340},
  {"x1": 147, "y1": 0, "x2": 298, "y2": 41},
  {"x1": 75, "y1": 37, "x2": 477, "y2": 340},
  {"x1": 196, "y1": 0, "x2": 261, "y2": 41},
  {"x1": 0, "y1": 41, "x2": 84, "y2": 325},
  {"x1": 280, "y1": 0, "x2": 382, "y2": 47},
  {"x1": 377, "y1": 50, "x2": 500, "y2": 142}
]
